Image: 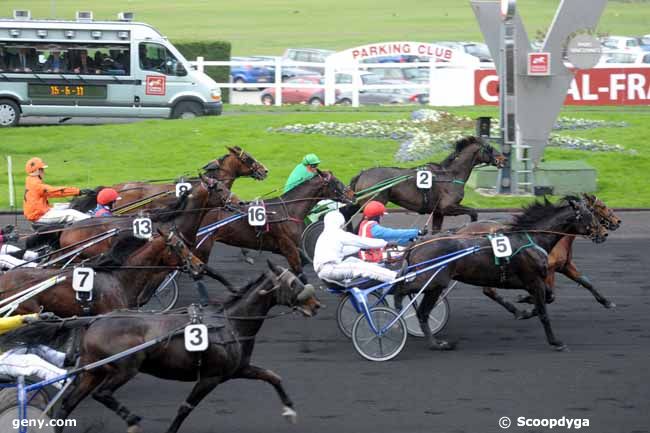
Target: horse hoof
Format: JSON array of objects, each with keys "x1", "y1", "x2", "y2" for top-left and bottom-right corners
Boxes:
[
  {"x1": 515, "y1": 310, "x2": 534, "y2": 320},
  {"x1": 516, "y1": 295, "x2": 534, "y2": 305},
  {"x1": 553, "y1": 343, "x2": 568, "y2": 352},
  {"x1": 244, "y1": 257, "x2": 255, "y2": 265},
  {"x1": 127, "y1": 425, "x2": 142, "y2": 433},
  {"x1": 604, "y1": 301, "x2": 616, "y2": 309},
  {"x1": 429, "y1": 340, "x2": 456, "y2": 351},
  {"x1": 282, "y1": 406, "x2": 298, "y2": 424}
]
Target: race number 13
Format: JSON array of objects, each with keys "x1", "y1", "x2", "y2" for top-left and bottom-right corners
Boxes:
[
  {"x1": 184, "y1": 324, "x2": 209, "y2": 352},
  {"x1": 416, "y1": 170, "x2": 433, "y2": 189},
  {"x1": 133, "y1": 218, "x2": 153, "y2": 239},
  {"x1": 490, "y1": 234, "x2": 512, "y2": 258},
  {"x1": 248, "y1": 206, "x2": 266, "y2": 226}
]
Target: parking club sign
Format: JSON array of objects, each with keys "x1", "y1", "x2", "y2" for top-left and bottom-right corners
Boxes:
[{"x1": 528, "y1": 52, "x2": 551, "y2": 76}]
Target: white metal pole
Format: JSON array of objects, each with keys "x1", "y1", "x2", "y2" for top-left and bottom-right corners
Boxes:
[
  {"x1": 275, "y1": 57, "x2": 282, "y2": 106},
  {"x1": 7, "y1": 156, "x2": 14, "y2": 209},
  {"x1": 428, "y1": 57, "x2": 435, "y2": 106},
  {"x1": 352, "y1": 60, "x2": 360, "y2": 107},
  {"x1": 196, "y1": 56, "x2": 205, "y2": 73}
]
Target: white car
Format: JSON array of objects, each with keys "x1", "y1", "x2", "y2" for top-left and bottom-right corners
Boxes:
[
  {"x1": 600, "y1": 36, "x2": 645, "y2": 53},
  {"x1": 599, "y1": 51, "x2": 650, "y2": 65}
]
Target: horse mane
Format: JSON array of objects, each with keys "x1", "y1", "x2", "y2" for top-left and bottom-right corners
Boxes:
[
  {"x1": 279, "y1": 172, "x2": 323, "y2": 199},
  {"x1": 508, "y1": 195, "x2": 579, "y2": 231},
  {"x1": 220, "y1": 272, "x2": 269, "y2": 308},
  {"x1": 87, "y1": 233, "x2": 148, "y2": 268},
  {"x1": 439, "y1": 136, "x2": 480, "y2": 167},
  {"x1": 148, "y1": 192, "x2": 190, "y2": 223}
]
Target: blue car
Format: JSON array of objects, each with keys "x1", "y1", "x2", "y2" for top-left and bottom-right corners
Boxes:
[{"x1": 230, "y1": 56, "x2": 274, "y2": 91}]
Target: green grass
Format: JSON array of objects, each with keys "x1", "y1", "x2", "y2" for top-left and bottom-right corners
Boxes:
[
  {"x1": 2, "y1": 106, "x2": 649, "y2": 210},
  {"x1": 1, "y1": 1, "x2": 649, "y2": 55}
]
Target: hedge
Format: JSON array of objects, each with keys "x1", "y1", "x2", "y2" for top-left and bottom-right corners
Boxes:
[{"x1": 175, "y1": 41, "x2": 232, "y2": 103}]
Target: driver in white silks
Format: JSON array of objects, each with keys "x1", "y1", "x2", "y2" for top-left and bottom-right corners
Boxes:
[
  {"x1": 0, "y1": 226, "x2": 38, "y2": 271},
  {"x1": 313, "y1": 211, "x2": 398, "y2": 283}
]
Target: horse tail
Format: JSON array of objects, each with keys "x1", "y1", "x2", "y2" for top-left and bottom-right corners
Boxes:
[
  {"x1": 0, "y1": 317, "x2": 93, "y2": 352},
  {"x1": 349, "y1": 171, "x2": 363, "y2": 192}
]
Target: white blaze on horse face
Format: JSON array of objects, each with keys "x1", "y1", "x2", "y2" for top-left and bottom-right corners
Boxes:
[{"x1": 416, "y1": 170, "x2": 433, "y2": 189}]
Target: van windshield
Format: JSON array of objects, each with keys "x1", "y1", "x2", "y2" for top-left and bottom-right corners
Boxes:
[{"x1": 0, "y1": 42, "x2": 130, "y2": 75}]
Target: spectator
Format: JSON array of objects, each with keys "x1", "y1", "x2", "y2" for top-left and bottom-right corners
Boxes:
[
  {"x1": 44, "y1": 50, "x2": 65, "y2": 73},
  {"x1": 10, "y1": 47, "x2": 36, "y2": 72}
]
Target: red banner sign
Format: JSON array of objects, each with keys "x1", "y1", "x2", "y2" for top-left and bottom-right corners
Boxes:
[{"x1": 474, "y1": 68, "x2": 650, "y2": 106}]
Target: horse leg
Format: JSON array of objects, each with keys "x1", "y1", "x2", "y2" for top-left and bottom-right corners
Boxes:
[
  {"x1": 562, "y1": 261, "x2": 615, "y2": 308},
  {"x1": 482, "y1": 287, "x2": 531, "y2": 319},
  {"x1": 54, "y1": 371, "x2": 105, "y2": 433},
  {"x1": 233, "y1": 365, "x2": 298, "y2": 424},
  {"x1": 91, "y1": 365, "x2": 143, "y2": 433},
  {"x1": 417, "y1": 290, "x2": 456, "y2": 350},
  {"x1": 518, "y1": 271, "x2": 556, "y2": 305},
  {"x1": 166, "y1": 377, "x2": 221, "y2": 433},
  {"x1": 440, "y1": 204, "x2": 479, "y2": 222},
  {"x1": 531, "y1": 282, "x2": 566, "y2": 351},
  {"x1": 430, "y1": 213, "x2": 444, "y2": 233},
  {"x1": 278, "y1": 237, "x2": 306, "y2": 283}
]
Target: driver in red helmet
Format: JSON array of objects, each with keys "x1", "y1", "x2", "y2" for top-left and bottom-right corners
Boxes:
[
  {"x1": 358, "y1": 201, "x2": 422, "y2": 263},
  {"x1": 91, "y1": 188, "x2": 122, "y2": 217}
]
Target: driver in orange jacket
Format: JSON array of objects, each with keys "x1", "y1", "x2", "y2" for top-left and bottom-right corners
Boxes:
[{"x1": 23, "y1": 157, "x2": 91, "y2": 224}]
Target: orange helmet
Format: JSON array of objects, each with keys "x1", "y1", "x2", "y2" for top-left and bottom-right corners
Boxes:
[
  {"x1": 25, "y1": 157, "x2": 48, "y2": 174},
  {"x1": 97, "y1": 188, "x2": 121, "y2": 205},
  {"x1": 363, "y1": 201, "x2": 387, "y2": 218}
]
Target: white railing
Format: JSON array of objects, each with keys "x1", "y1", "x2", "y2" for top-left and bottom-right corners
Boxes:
[{"x1": 190, "y1": 57, "x2": 485, "y2": 107}]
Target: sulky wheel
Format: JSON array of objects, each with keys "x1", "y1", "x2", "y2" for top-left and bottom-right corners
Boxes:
[
  {"x1": 139, "y1": 273, "x2": 180, "y2": 312},
  {"x1": 392, "y1": 295, "x2": 450, "y2": 338},
  {"x1": 300, "y1": 221, "x2": 324, "y2": 263},
  {"x1": 336, "y1": 291, "x2": 387, "y2": 339},
  {"x1": 352, "y1": 307, "x2": 407, "y2": 362}
]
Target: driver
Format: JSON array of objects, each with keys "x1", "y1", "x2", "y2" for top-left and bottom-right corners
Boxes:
[
  {"x1": 90, "y1": 188, "x2": 122, "y2": 217},
  {"x1": 283, "y1": 153, "x2": 321, "y2": 193},
  {"x1": 23, "y1": 157, "x2": 92, "y2": 224},
  {"x1": 0, "y1": 226, "x2": 38, "y2": 271},
  {"x1": 313, "y1": 211, "x2": 397, "y2": 283}
]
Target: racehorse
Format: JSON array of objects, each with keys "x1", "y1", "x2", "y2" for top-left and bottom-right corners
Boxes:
[
  {"x1": 195, "y1": 170, "x2": 354, "y2": 282},
  {"x1": 347, "y1": 136, "x2": 506, "y2": 231},
  {"x1": 69, "y1": 146, "x2": 268, "y2": 213},
  {"x1": 7, "y1": 262, "x2": 321, "y2": 433},
  {"x1": 398, "y1": 196, "x2": 603, "y2": 352}
]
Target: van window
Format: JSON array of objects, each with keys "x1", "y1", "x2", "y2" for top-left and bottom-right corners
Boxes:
[
  {"x1": 139, "y1": 42, "x2": 185, "y2": 76},
  {"x1": 0, "y1": 42, "x2": 130, "y2": 75}
]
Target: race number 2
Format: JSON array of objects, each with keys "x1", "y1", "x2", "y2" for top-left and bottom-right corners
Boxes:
[
  {"x1": 416, "y1": 170, "x2": 433, "y2": 189},
  {"x1": 72, "y1": 267, "x2": 94, "y2": 292},
  {"x1": 184, "y1": 324, "x2": 209, "y2": 352},
  {"x1": 133, "y1": 218, "x2": 153, "y2": 239},
  {"x1": 490, "y1": 234, "x2": 512, "y2": 258},
  {"x1": 175, "y1": 182, "x2": 192, "y2": 197},
  {"x1": 248, "y1": 205, "x2": 266, "y2": 226}
]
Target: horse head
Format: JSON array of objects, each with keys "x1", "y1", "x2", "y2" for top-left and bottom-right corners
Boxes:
[
  {"x1": 260, "y1": 260, "x2": 321, "y2": 316},
  {"x1": 228, "y1": 146, "x2": 269, "y2": 180},
  {"x1": 316, "y1": 170, "x2": 355, "y2": 204},
  {"x1": 472, "y1": 137, "x2": 506, "y2": 168},
  {"x1": 566, "y1": 197, "x2": 608, "y2": 243},
  {"x1": 583, "y1": 193, "x2": 621, "y2": 230},
  {"x1": 161, "y1": 229, "x2": 205, "y2": 278}
]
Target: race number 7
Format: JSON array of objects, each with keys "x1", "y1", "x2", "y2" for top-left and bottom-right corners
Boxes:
[
  {"x1": 416, "y1": 170, "x2": 433, "y2": 189},
  {"x1": 490, "y1": 234, "x2": 512, "y2": 258},
  {"x1": 184, "y1": 324, "x2": 209, "y2": 352},
  {"x1": 72, "y1": 267, "x2": 94, "y2": 292},
  {"x1": 248, "y1": 206, "x2": 266, "y2": 226},
  {"x1": 133, "y1": 218, "x2": 153, "y2": 239}
]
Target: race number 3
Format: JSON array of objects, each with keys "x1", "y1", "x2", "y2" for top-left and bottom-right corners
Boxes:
[
  {"x1": 490, "y1": 234, "x2": 512, "y2": 258},
  {"x1": 248, "y1": 206, "x2": 266, "y2": 226},
  {"x1": 133, "y1": 218, "x2": 153, "y2": 239},
  {"x1": 72, "y1": 267, "x2": 94, "y2": 292},
  {"x1": 416, "y1": 170, "x2": 433, "y2": 189},
  {"x1": 175, "y1": 182, "x2": 192, "y2": 197},
  {"x1": 184, "y1": 324, "x2": 209, "y2": 352}
]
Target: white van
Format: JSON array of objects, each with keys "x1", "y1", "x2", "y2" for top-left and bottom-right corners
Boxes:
[{"x1": 0, "y1": 10, "x2": 222, "y2": 126}]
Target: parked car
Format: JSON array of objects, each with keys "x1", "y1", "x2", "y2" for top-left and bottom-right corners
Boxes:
[
  {"x1": 599, "y1": 51, "x2": 650, "y2": 65},
  {"x1": 252, "y1": 55, "x2": 316, "y2": 81},
  {"x1": 283, "y1": 48, "x2": 335, "y2": 72},
  {"x1": 364, "y1": 66, "x2": 429, "y2": 83},
  {"x1": 600, "y1": 36, "x2": 645, "y2": 53},
  {"x1": 436, "y1": 41, "x2": 493, "y2": 62},
  {"x1": 360, "y1": 55, "x2": 425, "y2": 63},
  {"x1": 260, "y1": 76, "x2": 328, "y2": 105},
  {"x1": 336, "y1": 80, "x2": 427, "y2": 105},
  {"x1": 230, "y1": 56, "x2": 274, "y2": 91},
  {"x1": 639, "y1": 35, "x2": 650, "y2": 51}
]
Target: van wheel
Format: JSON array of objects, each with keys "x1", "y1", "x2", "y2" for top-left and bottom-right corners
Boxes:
[
  {"x1": 0, "y1": 99, "x2": 20, "y2": 127},
  {"x1": 261, "y1": 95, "x2": 274, "y2": 105},
  {"x1": 234, "y1": 78, "x2": 246, "y2": 91},
  {"x1": 309, "y1": 97, "x2": 323, "y2": 106},
  {"x1": 172, "y1": 101, "x2": 203, "y2": 119}
]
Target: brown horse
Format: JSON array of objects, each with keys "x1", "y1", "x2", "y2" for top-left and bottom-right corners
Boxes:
[
  {"x1": 195, "y1": 170, "x2": 354, "y2": 282},
  {"x1": 7, "y1": 262, "x2": 321, "y2": 433},
  {"x1": 347, "y1": 136, "x2": 506, "y2": 231}
]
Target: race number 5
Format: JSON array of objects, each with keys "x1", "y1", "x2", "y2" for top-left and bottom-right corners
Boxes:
[
  {"x1": 490, "y1": 234, "x2": 512, "y2": 258},
  {"x1": 133, "y1": 217, "x2": 153, "y2": 239},
  {"x1": 248, "y1": 206, "x2": 266, "y2": 226},
  {"x1": 184, "y1": 324, "x2": 209, "y2": 352},
  {"x1": 416, "y1": 170, "x2": 433, "y2": 189},
  {"x1": 175, "y1": 182, "x2": 192, "y2": 197},
  {"x1": 72, "y1": 267, "x2": 94, "y2": 292}
]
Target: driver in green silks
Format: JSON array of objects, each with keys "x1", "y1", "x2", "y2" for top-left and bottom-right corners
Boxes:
[{"x1": 283, "y1": 153, "x2": 321, "y2": 193}]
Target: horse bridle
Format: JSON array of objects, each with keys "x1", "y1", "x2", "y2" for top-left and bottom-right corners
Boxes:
[
  {"x1": 318, "y1": 171, "x2": 353, "y2": 204},
  {"x1": 568, "y1": 199, "x2": 604, "y2": 241},
  {"x1": 164, "y1": 231, "x2": 204, "y2": 277},
  {"x1": 259, "y1": 268, "x2": 315, "y2": 307}
]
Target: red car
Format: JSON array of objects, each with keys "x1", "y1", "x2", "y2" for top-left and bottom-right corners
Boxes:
[{"x1": 260, "y1": 76, "x2": 328, "y2": 105}]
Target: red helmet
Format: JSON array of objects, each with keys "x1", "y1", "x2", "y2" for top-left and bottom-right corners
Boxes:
[
  {"x1": 363, "y1": 201, "x2": 387, "y2": 218},
  {"x1": 97, "y1": 188, "x2": 121, "y2": 205}
]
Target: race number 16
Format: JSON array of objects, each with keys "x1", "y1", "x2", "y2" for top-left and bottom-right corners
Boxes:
[
  {"x1": 248, "y1": 206, "x2": 266, "y2": 226},
  {"x1": 184, "y1": 324, "x2": 209, "y2": 352},
  {"x1": 133, "y1": 218, "x2": 153, "y2": 239},
  {"x1": 416, "y1": 170, "x2": 433, "y2": 189},
  {"x1": 490, "y1": 234, "x2": 512, "y2": 258}
]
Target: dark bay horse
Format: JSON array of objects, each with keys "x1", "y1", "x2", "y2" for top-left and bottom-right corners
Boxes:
[
  {"x1": 347, "y1": 136, "x2": 506, "y2": 231},
  {"x1": 7, "y1": 262, "x2": 321, "y2": 433},
  {"x1": 195, "y1": 170, "x2": 354, "y2": 282},
  {"x1": 70, "y1": 146, "x2": 267, "y2": 213},
  {"x1": 398, "y1": 196, "x2": 602, "y2": 352}
]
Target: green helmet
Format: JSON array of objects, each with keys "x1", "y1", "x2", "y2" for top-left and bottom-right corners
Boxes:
[{"x1": 302, "y1": 153, "x2": 321, "y2": 166}]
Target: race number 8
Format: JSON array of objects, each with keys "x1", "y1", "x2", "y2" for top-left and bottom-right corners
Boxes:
[
  {"x1": 490, "y1": 234, "x2": 512, "y2": 258},
  {"x1": 133, "y1": 218, "x2": 153, "y2": 239},
  {"x1": 248, "y1": 206, "x2": 266, "y2": 226},
  {"x1": 72, "y1": 267, "x2": 94, "y2": 292},
  {"x1": 184, "y1": 324, "x2": 209, "y2": 352},
  {"x1": 416, "y1": 170, "x2": 433, "y2": 189},
  {"x1": 175, "y1": 182, "x2": 192, "y2": 197}
]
